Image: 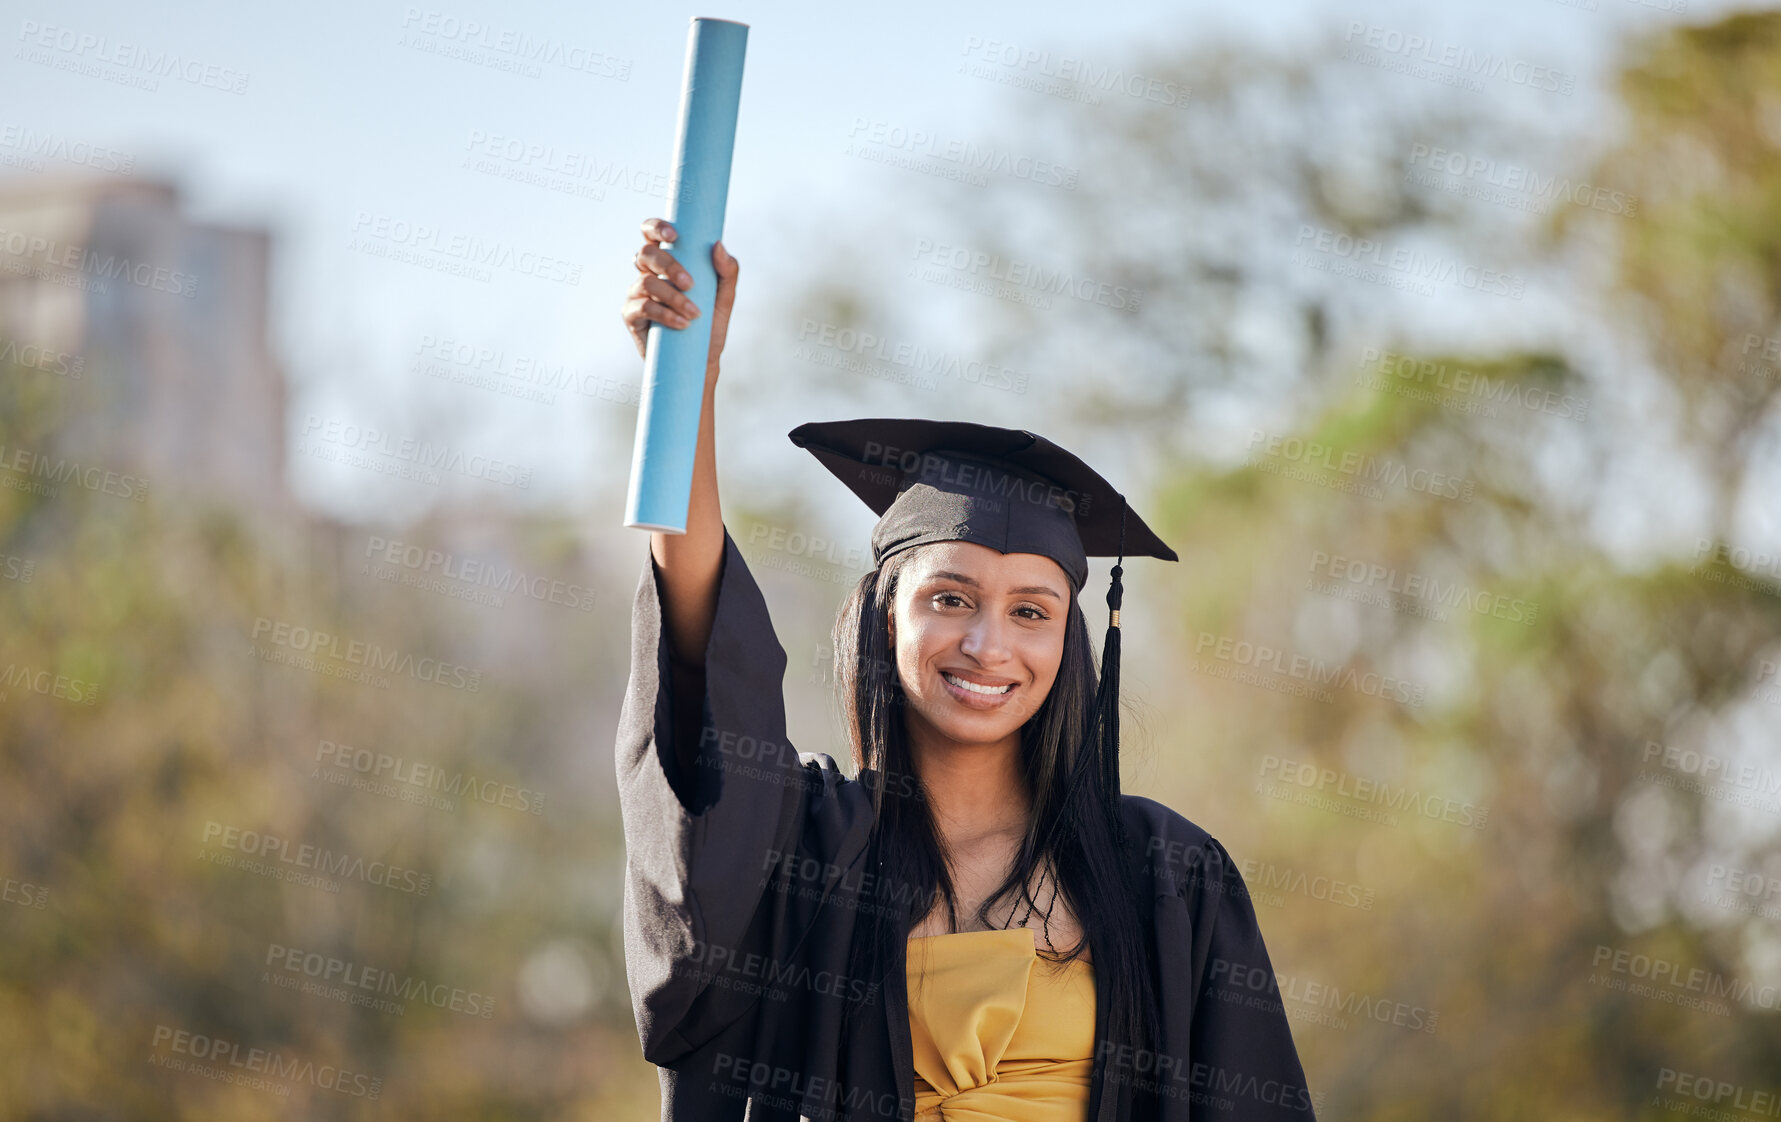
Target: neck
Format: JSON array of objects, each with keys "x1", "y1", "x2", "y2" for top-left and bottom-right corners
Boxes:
[{"x1": 906, "y1": 719, "x2": 1030, "y2": 849}]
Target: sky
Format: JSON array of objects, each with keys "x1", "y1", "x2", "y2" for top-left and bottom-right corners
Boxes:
[{"x1": 0, "y1": 0, "x2": 1752, "y2": 533}]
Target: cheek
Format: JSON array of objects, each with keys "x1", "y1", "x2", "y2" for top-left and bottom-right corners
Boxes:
[
  {"x1": 895, "y1": 618, "x2": 946, "y2": 681},
  {"x1": 1026, "y1": 633, "x2": 1065, "y2": 686}
]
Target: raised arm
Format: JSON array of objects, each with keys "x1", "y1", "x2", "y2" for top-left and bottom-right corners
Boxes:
[
  {"x1": 614, "y1": 219, "x2": 878, "y2": 1068},
  {"x1": 624, "y1": 217, "x2": 737, "y2": 776}
]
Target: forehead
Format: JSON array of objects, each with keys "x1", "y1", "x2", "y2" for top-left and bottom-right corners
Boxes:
[{"x1": 901, "y1": 540, "x2": 1072, "y2": 593}]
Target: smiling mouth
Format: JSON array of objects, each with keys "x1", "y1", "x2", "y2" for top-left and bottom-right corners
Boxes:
[{"x1": 942, "y1": 672, "x2": 1016, "y2": 696}]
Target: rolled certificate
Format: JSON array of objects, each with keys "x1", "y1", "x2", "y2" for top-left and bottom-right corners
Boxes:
[{"x1": 624, "y1": 16, "x2": 750, "y2": 533}]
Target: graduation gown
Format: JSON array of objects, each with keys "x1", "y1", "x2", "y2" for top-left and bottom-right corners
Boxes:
[{"x1": 615, "y1": 525, "x2": 1319, "y2": 1122}]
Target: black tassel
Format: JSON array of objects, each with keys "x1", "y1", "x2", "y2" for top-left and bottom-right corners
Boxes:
[
  {"x1": 1030, "y1": 496, "x2": 1132, "y2": 877},
  {"x1": 1094, "y1": 498, "x2": 1128, "y2": 852}
]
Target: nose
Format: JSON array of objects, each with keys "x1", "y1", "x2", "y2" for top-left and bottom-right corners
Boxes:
[{"x1": 958, "y1": 612, "x2": 1013, "y2": 668}]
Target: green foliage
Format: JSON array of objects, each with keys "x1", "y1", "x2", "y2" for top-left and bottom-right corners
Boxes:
[
  {"x1": 0, "y1": 365, "x2": 657, "y2": 1117},
  {"x1": 11, "y1": 9, "x2": 1781, "y2": 1118}
]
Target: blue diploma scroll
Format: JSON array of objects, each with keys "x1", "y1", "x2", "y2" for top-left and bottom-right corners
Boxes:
[{"x1": 624, "y1": 16, "x2": 749, "y2": 533}]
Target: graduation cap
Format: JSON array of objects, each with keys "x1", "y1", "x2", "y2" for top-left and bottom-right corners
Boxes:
[{"x1": 787, "y1": 417, "x2": 1178, "y2": 854}]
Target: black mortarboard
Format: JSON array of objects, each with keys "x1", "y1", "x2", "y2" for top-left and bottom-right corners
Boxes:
[
  {"x1": 787, "y1": 417, "x2": 1178, "y2": 852},
  {"x1": 787, "y1": 418, "x2": 1177, "y2": 582}
]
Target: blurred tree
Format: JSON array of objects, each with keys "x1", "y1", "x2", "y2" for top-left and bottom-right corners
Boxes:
[
  {"x1": 9, "y1": 8, "x2": 1781, "y2": 1121},
  {"x1": 0, "y1": 363, "x2": 659, "y2": 1117},
  {"x1": 750, "y1": 11, "x2": 1781, "y2": 1121}
]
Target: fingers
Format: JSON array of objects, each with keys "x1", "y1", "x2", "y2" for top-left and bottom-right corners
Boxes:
[
  {"x1": 624, "y1": 219, "x2": 729, "y2": 360},
  {"x1": 621, "y1": 295, "x2": 676, "y2": 357},
  {"x1": 713, "y1": 239, "x2": 739, "y2": 278},
  {"x1": 622, "y1": 296, "x2": 690, "y2": 334},
  {"x1": 636, "y1": 217, "x2": 692, "y2": 290},
  {"x1": 621, "y1": 275, "x2": 699, "y2": 350},
  {"x1": 635, "y1": 242, "x2": 693, "y2": 290},
  {"x1": 634, "y1": 223, "x2": 738, "y2": 292},
  {"x1": 633, "y1": 274, "x2": 700, "y2": 322}
]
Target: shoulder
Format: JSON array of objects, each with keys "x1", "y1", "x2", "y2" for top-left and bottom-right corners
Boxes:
[
  {"x1": 1119, "y1": 793, "x2": 1218, "y2": 852},
  {"x1": 795, "y1": 749, "x2": 862, "y2": 794},
  {"x1": 799, "y1": 754, "x2": 920, "y2": 813},
  {"x1": 1119, "y1": 794, "x2": 1245, "y2": 898}
]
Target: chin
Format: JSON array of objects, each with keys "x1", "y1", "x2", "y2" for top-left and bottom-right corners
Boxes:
[
  {"x1": 910, "y1": 694, "x2": 1028, "y2": 745},
  {"x1": 928, "y1": 719, "x2": 1021, "y2": 749}
]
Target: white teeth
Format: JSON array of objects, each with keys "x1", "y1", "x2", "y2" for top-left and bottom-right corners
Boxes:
[{"x1": 943, "y1": 672, "x2": 1013, "y2": 695}]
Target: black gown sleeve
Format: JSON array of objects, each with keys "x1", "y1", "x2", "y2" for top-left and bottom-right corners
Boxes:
[
  {"x1": 1178, "y1": 835, "x2": 1319, "y2": 1121},
  {"x1": 613, "y1": 523, "x2": 869, "y2": 1070}
]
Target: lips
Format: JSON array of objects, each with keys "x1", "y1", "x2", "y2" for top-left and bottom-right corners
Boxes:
[
  {"x1": 942, "y1": 670, "x2": 1015, "y2": 692},
  {"x1": 940, "y1": 670, "x2": 1019, "y2": 708}
]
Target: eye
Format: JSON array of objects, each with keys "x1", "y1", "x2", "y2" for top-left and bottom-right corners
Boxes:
[
  {"x1": 933, "y1": 591, "x2": 969, "y2": 609},
  {"x1": 1015, "y1": 605, "x2": 1051, "y2": 621}
]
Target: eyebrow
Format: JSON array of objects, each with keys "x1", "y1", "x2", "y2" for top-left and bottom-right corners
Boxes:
[{"x1": 927, "y1": 570, "x2": 1063, "y2": 601}]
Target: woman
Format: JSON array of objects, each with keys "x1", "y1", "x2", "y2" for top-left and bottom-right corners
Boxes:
[{"x1": 615, "y1": 218, "x2": 1316, "y2": 1122}]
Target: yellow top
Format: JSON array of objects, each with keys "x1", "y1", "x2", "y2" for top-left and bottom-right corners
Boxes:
[{"x1": 905, "y1": 927, "x2": 1096, "y2": 1122}]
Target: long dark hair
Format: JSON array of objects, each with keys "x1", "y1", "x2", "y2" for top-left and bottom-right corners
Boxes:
[{"x1": 833, "y1": 543, "x2": 1160, "y2": 1087}]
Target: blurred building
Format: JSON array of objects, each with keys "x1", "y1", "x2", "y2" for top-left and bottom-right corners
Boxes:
[
  {"x1": 0, "y1": 173, "x2": 297, "y2": 540},
  {"x1": 0, "y1": 172, "x2": 622, "y2": 735}
]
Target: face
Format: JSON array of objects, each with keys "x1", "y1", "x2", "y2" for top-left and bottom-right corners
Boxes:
[{"x1": 887, "y1": 541, "x2": 1071, "y2": 752}]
